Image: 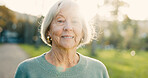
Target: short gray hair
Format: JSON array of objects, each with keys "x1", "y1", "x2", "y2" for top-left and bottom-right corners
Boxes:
[{"x1": 40, "y1": 0, "x2": 96, "y2": 47}]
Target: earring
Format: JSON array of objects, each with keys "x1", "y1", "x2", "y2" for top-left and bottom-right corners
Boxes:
[
  {"x1": 47, "y1": 36, "x2": 50, "y2": 42},
  {"x1": 47, "y1": 36, "x2": 52, "y2": 45}
]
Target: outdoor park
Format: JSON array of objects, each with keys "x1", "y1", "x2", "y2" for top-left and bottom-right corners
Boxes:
[{"x1": 0, "y1": 0, "x2": 148, "y2": 78}]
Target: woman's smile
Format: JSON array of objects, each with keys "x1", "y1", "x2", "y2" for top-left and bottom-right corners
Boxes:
[{"x1": 61, "y1": 35, "x2": 74, "y2": 39}]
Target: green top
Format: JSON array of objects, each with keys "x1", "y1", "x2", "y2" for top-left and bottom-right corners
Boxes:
[{"x1": 15, "y1": 53, "x2": 109, "y2": 78}]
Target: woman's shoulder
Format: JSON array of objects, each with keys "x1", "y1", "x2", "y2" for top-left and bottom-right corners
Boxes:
[
  {"x1": 17, "y1": 54, "x2": 43, "y2": 69},
  {"x1": 79, "y1": 53, "x2": 109, "y2": 78},
  {"x1": 79, "y1": 53, "x2": 107, "y2": 70}
]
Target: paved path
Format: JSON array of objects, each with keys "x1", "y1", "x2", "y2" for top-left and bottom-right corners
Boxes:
[{"x1": 0, "y1": 44, "x2": 29, "y2": 78}]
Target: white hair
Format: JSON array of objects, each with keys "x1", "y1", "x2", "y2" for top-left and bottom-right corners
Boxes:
[{"x1": 40, "y1": 0, "x2": 96, "y2": 47}]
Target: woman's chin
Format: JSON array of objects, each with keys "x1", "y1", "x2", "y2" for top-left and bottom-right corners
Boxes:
[{"x1": 60, "y1": 43, "x2": 76, "y2": 49}]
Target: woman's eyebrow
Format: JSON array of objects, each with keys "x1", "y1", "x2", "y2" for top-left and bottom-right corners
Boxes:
[
  {"x1": 56, "y1": 14, "x2": 65, "y2": 19},
  {"x1": 56, "y1": 11, "x2": 64, "y2": 17}
]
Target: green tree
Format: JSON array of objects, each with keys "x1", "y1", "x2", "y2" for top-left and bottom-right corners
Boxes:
[
  {"x1": 108, "y1": 21, "x2": 123, "y2": 49},
  {"x1": 121, "y1": 15, "x2": 139, "y2": 50},
  {"x1": 0, "y1": 6, "x2": 16, "y2": 29}
]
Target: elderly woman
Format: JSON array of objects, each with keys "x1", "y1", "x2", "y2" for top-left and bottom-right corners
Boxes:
[{"x1": 15, "y1": 0, "x2": 109, "y2": 78}]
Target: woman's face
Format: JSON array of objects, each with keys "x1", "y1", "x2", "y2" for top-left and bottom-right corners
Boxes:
[{"x1": 48, "y1": 5, "x2": 83, "y2": 49}]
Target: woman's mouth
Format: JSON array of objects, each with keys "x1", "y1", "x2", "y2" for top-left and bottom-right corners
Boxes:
[{"x1": 61, "y1": 35, "x2": 74, "y2": 39}]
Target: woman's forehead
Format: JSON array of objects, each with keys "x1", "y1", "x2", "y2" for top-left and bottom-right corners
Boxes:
[{"x1": 56, "y1": 11, "x2": 81, "y2": 20}]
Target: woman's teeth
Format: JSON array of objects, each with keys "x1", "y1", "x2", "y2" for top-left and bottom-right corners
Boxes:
[{"x1": 62, "y1": 36, "x2": 74, "y2": 38}]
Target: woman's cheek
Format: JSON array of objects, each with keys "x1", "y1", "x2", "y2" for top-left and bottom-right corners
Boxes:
[
  {"x1": 52, "y1": 26, "x2": 63, "y2": 36},
  {"x1": 74, "y1": 29, "x2": 83, "y2": 43}
]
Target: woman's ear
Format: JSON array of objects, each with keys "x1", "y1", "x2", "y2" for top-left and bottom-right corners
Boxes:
[{"x1": 47, "y1": 30, "x2": 51, "y2": 37}]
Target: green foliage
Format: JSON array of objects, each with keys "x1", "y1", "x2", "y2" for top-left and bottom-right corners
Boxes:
[
  {"x1": 140, "y1": 35, "x2": 148, "y2": 50},
  {"x1": 19, "y1": 44, "x2": 148, "y2": 78},
  {"x1": 19, "y1": 44, "x2": 51, "y2": 57},
  {"x1": 0, "y1": 6, "x2": 16, "y2": 28},
  {"x1": 121, "y1": 15, "x2": 140, "y2": 50},
  {"x1": 107, "y1": 21, "x2": 123, "y2": 49},
  {"x1": 103, "y1": 15, "x2": 143, "y2": 50}
]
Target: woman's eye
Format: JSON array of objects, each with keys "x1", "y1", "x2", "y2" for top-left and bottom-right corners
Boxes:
[
  {"x1": 56, "y1": 19, "x2": 65, "y2": 25},
  {"x1": 56, "y1": 16, "x2": 65, "y2": 25},
  {"x1": 57, "y1": 20, "x2": 64, "y2": 23}
]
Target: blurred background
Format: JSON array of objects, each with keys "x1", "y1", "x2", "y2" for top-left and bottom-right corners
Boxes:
[{"x1": 0, "y1": 0, "x2": 148, "y2": 78}]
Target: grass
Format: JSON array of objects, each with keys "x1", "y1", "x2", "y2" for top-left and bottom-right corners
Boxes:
[
  {"x1": 95, "y1": 50, "x2": 148, "y2": 78},
  {"x1": 19, "y1": 44, "x2": 148, "y2": 78},
  {"x1": 19, "y1": 44, "x2": 51, "y2": 57}
]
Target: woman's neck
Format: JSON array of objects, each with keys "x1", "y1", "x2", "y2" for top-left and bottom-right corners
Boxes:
[{"x1": 45, "y1": 45, "x2": 79, "y2": 71}]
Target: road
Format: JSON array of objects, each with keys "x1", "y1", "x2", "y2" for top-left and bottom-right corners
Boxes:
[{"x1": 0, "y1": 44, "x2": 29, "y2": 78}]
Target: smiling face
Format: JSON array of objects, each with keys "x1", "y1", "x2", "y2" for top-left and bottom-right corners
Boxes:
[{"x1": 48, "y1": 3, "x2": 83, "y2": 49}]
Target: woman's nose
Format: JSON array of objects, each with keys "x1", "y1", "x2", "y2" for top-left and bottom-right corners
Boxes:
[{"x1": 63, "y1": 22, "x2": 73, "y2": 31}]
